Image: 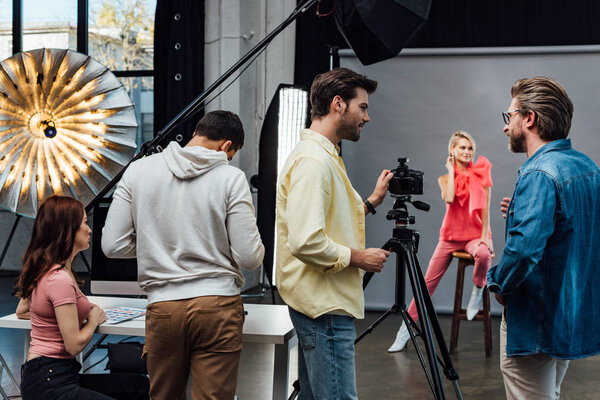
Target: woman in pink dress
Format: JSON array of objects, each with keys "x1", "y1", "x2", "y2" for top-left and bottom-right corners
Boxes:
[
  {"x1": 388, "y1": 131, "x2": 493, "y2": 352},
  {"x1": 15, "y1": 195, "x2": 148, "y2": 399}
]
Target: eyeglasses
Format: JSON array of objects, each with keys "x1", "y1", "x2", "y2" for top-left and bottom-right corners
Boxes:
[{"x1": 502, "y1": 109, "x2": 523, "y2": 125}]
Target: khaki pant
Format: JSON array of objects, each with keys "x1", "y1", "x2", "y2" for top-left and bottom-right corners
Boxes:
[
  {"x1": 500, "y1": 315, "x2": 570, "y2": 400},
  {"x1": 143, "y1": 295, "x2": 244, "y2": 400}
]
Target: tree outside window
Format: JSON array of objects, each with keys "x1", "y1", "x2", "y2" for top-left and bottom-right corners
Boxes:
[{"x1": 89, "y1": 0, "x2": 155, "y2": 91}]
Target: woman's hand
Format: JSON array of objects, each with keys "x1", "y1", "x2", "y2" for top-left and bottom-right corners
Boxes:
[
  {"x1": 500, "y1": 197, "x2": 511, "y2": 219},
  {"x1": 445, "y1": 155, "x2": 455, "y2": 174},
  {"x1": 87, "y1": 304, "x2": 106, "y2": 327},
  {"x1": 479, "y1": 236, "x2": 494, "y2": 253}
]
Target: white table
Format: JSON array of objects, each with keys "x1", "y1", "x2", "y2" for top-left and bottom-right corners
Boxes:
[{"x1": 0, "y1": 296, "x2": 297, "y2": 400}]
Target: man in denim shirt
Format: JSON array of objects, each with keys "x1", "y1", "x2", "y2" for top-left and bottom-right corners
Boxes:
[{"x1": 488, "y1": 77, "x2": 600, "y2": 399}]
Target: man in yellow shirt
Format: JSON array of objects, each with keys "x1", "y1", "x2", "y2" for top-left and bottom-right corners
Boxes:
[{"x1": 276, "y1": 67, "x2": 393, "y2": 399}]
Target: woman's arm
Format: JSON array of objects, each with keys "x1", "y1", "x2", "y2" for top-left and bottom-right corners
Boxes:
[
  {"x1": 16, "y1": 298, "x2": 30, "y2": 319},
  {"x1": 439, "y1": 174, "x2": 455, "y2": 203},
  {"x1": 439, "y1": 155, "x2": 455, "y2": 203},
  {"x1": 479, "y1": 186, "x2": 493, "y2": 252},
  {"x1": 55, "y1": 303, "x2": 106, "y2": 357}
]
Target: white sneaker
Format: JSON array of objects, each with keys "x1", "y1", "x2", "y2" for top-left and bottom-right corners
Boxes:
[
  {"x1": 466, "y1": 286, "x2": 484, "y2": 320},
  {"x1": 388, "y1": 322, "x2": 411, "y2": 353}
]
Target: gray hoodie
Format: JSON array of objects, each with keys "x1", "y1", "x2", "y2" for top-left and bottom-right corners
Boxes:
[{"x1": 102, "y1": 141, "x2": 265, "y2": 304}]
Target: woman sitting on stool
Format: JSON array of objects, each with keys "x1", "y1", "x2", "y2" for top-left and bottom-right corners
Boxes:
[
  {"x1": 388, "y1": 130, "x2": 493, "y2": 353},
  {"x1": 15, "y1": 195, "x2": 149, "y2": 400}
]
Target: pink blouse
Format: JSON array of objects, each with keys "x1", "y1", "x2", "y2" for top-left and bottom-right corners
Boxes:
[
  {"x1": 439, "y1": 156, "x2": 493, "y2": 241},
  {"x1": 29, "y1": 264, "x2": 92, "y2": 358}
]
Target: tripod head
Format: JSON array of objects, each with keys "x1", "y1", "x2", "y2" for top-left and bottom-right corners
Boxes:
[{"x1": 386, "y1": 194, "x2": 430, "y2": 227}]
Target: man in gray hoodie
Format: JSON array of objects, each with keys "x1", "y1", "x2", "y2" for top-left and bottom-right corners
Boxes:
[{"x1": 102, "y1": 110, "x2": 265, "y2": 400}]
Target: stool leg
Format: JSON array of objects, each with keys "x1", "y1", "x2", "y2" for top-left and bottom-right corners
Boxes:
[
  {"x1": 483, "y1": 287, "x2": 492, "y2": 357},
  {"x1": 450, "y1": 260, "x2": 466, "y2": 355}
]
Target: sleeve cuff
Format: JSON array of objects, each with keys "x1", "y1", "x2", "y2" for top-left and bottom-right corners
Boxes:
[
  {"x1": 325, "y1": 245, "x2": 352, "y2": 274},
  {"x1": 486, "y1": 266, "x2": 500, "y2": 293}
]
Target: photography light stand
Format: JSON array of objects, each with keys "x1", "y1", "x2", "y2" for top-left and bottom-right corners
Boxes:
[{"x1": 359, "y1": 195, "x2": 462, "y2": 400}]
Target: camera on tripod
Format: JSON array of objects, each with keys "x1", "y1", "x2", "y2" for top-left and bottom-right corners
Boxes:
[
  {"x1": 389, "y1": 158, "x2": 424, "y2": 196},
  {"x1": 386, "y1": 158, "x2": 429, "y2": 225}
]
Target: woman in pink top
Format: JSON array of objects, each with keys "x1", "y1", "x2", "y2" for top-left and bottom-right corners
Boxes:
[
  {"x1": 15, "y1": 196, "x2": 148, "y2": 400},
  {"x1": 388, "y1": 131, "x2": 493, "y2": 352}
]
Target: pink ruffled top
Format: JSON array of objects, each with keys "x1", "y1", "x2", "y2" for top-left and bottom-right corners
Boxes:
[{"x1": 439, "y1": 156, "x2": 493, "y2": 241}]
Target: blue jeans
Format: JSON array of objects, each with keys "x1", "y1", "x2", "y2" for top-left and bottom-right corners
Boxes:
[
  {"x1": 20, "y1": 356, "x2": 149, "y2": 400},
  {"x1": 288, "y1": 307, "x2": 358, "y2": 400}
]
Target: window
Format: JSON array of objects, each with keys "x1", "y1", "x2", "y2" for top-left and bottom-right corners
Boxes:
[
  {"x1": 0, "y1": 2, "x2": 13, "y2": 60},
  {"x1": 22, "y1": 0, "x2": 77, "y2": 51},
  {"x1": 88, "y1": 0, "x2": 156, "y2": 145},
  {"x1": 88, "y1": 0, "x2": 155, "y2": 72},
  {"x1": 117, "y1": 76, "x2": 154, "y2": 148}
]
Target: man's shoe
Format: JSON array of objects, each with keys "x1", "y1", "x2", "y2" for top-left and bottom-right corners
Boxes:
[
  {"x1": 388, "y1": 322, "x2": 411, "y2": 353},
  {"x1": 466, "y1": 285, "x2": 484, "y2": 320}
]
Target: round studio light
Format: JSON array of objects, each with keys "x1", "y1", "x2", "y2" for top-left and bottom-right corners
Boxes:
[{"x1": 0, "y1": 48, "x2": 138, "y2": 217}]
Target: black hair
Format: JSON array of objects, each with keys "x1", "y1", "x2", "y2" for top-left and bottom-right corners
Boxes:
[{"x1": 193, "y1": 110, "x2": 245, "y2": 150}]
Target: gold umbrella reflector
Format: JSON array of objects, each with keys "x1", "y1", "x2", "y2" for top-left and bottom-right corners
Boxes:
[{"x1": 0, "y1": 48, "x2": 138, "y2": 217}]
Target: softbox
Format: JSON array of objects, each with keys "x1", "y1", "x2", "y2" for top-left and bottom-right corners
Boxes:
[{"x1": 334, "y1": 0, "x2": 432, "y2": 65}]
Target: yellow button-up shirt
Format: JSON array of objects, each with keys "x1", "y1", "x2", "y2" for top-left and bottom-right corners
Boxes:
[{"x1": 276, "y1": 129, "x2": 366, "y2": 319}]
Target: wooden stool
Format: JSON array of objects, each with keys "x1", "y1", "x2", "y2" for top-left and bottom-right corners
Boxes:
[{"x1": 449, "y1": 251, "x2": 493, "y2": 357}]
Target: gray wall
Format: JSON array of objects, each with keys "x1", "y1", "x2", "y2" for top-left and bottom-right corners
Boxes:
[{"x1": 341, "y1": 46, "x2": 600, "y2": 315}]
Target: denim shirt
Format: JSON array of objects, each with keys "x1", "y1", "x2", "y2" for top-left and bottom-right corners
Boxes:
[{"x1": 487, "y1": 139, "x2": 600, "y2": 359}]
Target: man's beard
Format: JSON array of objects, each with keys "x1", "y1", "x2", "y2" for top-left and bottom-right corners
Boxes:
[
  {"x1": 508, "y1": 128, "x2": 526, "y2": 153},
  {"x1": 336, "y1": 114, "x2": 360, "y2": 142}
]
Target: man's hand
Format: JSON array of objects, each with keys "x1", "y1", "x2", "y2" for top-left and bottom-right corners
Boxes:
[
  {"x1": 367, "y1": 170, "x2": 394, "y2": 207},
  {"x1": 350, "y1": 248, "x2": 390, "y2": 273},
  {"x1": 494, "y1": 293, "x2": 506, "y2": 307},
  {"x1": 500, "y1": 197, "x2": 511, "y2": 219}
]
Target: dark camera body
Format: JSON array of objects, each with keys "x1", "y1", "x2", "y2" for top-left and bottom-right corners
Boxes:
[{"x1": 389, "y1": 158, "x2": 424, "y2": 195}]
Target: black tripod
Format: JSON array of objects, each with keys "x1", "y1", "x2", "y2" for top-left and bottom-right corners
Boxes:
[{"x1": 359, "y1": 195, "x2": 462, "y2": 399}]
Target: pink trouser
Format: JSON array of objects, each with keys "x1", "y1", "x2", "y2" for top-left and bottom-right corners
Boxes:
[{"x1": 407, "y1": 239, "x2": 491, "y2": 322}]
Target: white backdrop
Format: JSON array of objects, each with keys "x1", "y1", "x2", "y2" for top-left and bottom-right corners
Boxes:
[{"x1": 341, "y1": 46, "x2": 600, "y2": 314}]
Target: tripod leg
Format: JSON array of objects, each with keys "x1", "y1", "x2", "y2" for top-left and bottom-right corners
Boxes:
[
  {"x1": 400, "y1": 308, "x2": 437, "y2": 392},
  {"x1": 0, "y1": 215, "x2": 21, "y2": 270},
  {"x1": 403, "y1": 248, "x2": 446, "y2": 400},
  {"x1": 413, "y1": 253, "x2": 463, "y2": 399},
  {"x1": 414, "y1": 255, "x2": 460, "y2": 380},
  {"x1": 355, "y1": 306, "x2": 398, "y2": 344}
]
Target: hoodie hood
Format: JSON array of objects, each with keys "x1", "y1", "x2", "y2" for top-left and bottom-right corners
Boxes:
[{"x1": 163, "y1": 141, "x2": 228, "y2": 179}]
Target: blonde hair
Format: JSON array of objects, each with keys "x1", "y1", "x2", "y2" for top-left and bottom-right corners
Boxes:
[{"x1": 448, "y1": 130, "x2": 476, "y2": 159}]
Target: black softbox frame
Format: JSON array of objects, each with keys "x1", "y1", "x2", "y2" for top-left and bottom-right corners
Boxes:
[{"x1": 334, "y1": 0, "x2": 432, "y2": 65}]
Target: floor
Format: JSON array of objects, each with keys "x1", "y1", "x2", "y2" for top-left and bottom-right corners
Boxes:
[{"x1": 1, "y1": 275, "x2": 600, "y2": 399}]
